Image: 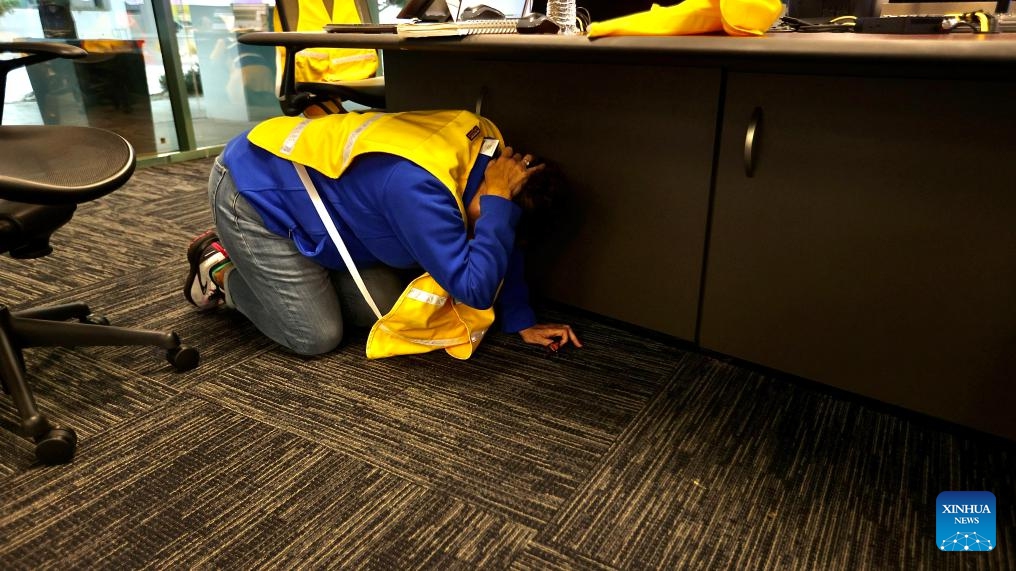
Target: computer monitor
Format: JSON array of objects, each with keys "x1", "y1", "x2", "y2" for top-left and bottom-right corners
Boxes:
[
  {"x1": 397, "y1": 0, "x2": 454, "y2": 21},
  {"x1": 886, "y1": 0, "x2": 1010, "y2": 13},
  {"x1": 458, "y1": 0, "x2": 534, "y2": 18}
]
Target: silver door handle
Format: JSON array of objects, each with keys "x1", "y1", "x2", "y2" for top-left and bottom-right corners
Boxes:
[{"x1": 744, "y1": 107, "x2": 763, "y2": 178}]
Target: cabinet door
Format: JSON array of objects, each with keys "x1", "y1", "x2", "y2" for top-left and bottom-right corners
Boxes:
[
  {"x1": 702, "y1": 72, "x2": 1016, "y2": 440},
  {"x1": 386, "y1": 52, "x2": 721, "y2": 340}
]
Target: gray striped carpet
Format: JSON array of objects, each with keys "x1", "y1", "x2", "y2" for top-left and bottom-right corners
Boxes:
[{"x1": 0, "y1": 157, "x2": 1013, "y2": 570}]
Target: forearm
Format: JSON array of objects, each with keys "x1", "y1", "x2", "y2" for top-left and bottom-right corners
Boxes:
[
  {"x1": 440, "y1": 196, "x2": 520, "y2": 308},
  {"x1": 390, "y1": 180, "x2": 521, "y2": 309},
  {"x1": 497, "y1": 247, "x2": 536, "y2": 332}
]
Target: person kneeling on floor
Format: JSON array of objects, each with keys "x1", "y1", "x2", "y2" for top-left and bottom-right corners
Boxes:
[{"x1": 184, "y1": 109, "x2": 581, "y2": 358}]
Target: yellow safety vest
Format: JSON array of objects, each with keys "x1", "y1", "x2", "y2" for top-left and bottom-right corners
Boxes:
[
  {"x1": 273, "y1": 0, "x2": 379, "y2": 88},
  {"x1": 586, "y1": 0, "x2": 781, "y2": 38},
  {"x1": 247, "y1": 110, "x2": 506, "y2": 360}
]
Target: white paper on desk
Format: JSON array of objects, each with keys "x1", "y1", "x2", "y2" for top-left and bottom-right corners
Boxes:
[
  {"x1": 447, "y1": 0, "x2": 461, "y2": 19},
  {"x1": 396, "y1": 19, "x2": 519, "y2": 37}
]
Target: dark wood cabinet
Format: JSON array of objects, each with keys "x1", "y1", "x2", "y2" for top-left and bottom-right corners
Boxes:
[{"x1": 701, "y1": 72, "x2": 1016, "y2": 440}]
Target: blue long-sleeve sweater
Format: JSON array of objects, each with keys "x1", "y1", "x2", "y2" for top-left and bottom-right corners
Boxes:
[{"x1": 220, "y1": 134, "x2": 536, "y2": 333}]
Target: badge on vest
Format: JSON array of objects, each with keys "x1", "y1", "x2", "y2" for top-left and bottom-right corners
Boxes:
[
  {"x1": 466, "y1": 125, "x2": 481, "y2": 141},
  {"x1": 480, "y1": 137, "x2": 499, "y2": 158}
]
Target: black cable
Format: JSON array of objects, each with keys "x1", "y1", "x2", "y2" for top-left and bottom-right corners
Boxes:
[
  {"x1": 796, "y1": 23, "x2": 854, "y2": 32},
  {"x1": 778, "y1": 16, "x2": 855, "y2": 32},
  {"x1": 945, "y1": 20, "x2": 981, "y2": 32},
  {"x1": 576, "y1": 7, "x2": 591, "y2": 31}
]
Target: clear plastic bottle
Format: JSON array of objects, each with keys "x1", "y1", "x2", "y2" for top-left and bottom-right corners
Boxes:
[{"x1": 546, "y1": 0, "x2": 579, "y2": 34}]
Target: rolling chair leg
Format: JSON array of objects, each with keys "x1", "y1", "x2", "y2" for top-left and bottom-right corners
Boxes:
[
  {"x1": 0, "y1": 305, "x2": 199, "y2": 465},
  {"x1": 14, "y1": 302, "x2": 92, "y2": 322},
  {"x1": 10, "y1": 313, "x2": 200, "y2": 370},
  {"x1": 0, "y1": 307, "x2": 76, "y2": 465}
]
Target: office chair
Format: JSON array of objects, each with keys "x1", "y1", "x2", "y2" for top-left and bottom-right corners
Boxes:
[
  {"x1": 0, "y1": 41, "x2": 199, "y2": 465},
  {"x1": 274, "y1": 0, "x2": 387, "y2": 116}
]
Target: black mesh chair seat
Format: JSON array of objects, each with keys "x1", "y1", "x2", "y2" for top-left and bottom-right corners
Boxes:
[
  {"x1": 0, "y1": 125, "x2": 134, "y2": 204},
  {"x1": 0, "y1": 41, "x2": 199, "y2": 465}
]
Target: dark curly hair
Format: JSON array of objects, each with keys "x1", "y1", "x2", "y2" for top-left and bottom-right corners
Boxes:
[{"x1": 511, "y1": 162, "x2": 571, "y2": 248}]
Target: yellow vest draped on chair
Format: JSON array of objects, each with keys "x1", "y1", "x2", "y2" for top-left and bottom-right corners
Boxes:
[
  {"x1": 273, "y1": 0, "x2": 379, "y2": 85},
  {"x1": 247, "y1": 110, "x2": 506, "y2": 359}
]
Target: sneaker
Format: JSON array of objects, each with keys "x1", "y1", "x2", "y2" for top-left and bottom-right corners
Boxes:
[{"x1": 185, "y1": 229, "x2": 230, "y2": 311}]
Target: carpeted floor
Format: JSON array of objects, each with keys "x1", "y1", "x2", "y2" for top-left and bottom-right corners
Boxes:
[{"x1": 0, "y1": 157, "x2": 1012, "y2": 570}]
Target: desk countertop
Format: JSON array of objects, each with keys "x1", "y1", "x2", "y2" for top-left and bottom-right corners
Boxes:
[{"x1": 239, "y1": 31, "x2": 1016, "y2": 75}]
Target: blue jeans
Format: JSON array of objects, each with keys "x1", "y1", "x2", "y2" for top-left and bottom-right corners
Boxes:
[{"x1": 208, "y1": 158, "x2": 405, "y2": 355}]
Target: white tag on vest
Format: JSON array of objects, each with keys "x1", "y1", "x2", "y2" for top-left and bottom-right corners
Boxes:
[{"x1": 480, "y1": 138, "x2": 499, "y2": 158}]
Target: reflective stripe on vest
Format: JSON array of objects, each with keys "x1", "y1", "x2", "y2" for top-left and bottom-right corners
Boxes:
[
  {"x1": 376, "y1": 323, "x2": 465, "y2": 347},
  {"x1": 280, "y1": 119, "x2": 310, "y2": 155},
  {"x1": 407, "y1": 288, "x2": 447, "y2": 306},
  {"x1": 342, "y1": 114, "x2": 385, "y2": 165}
]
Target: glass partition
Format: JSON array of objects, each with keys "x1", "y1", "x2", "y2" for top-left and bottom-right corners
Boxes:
[
  {"x1": 0, "y1": 0, "x2": 278, "y2": 158},
  {"x1": 1, "y1": 0, "x2": 170, "y2": 155},
  {"x1": 173, "y1": 0, "x2": 278, "y2": 148}
]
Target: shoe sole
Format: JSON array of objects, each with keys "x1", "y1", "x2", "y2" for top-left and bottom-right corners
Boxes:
[{"x1": 184, "y1": 229, "x2": 221, "y2": 306}]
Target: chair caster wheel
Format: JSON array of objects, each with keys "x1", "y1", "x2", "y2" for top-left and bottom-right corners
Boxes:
[
  {"x1": 35, "y1": 427, "x2": 77, "y2": 465},
  {"x1": 82, "y1": 314, "x2": 110, "y2": 326},
  {"x1": 167, "y1": 346, "x2": 200, "y2": 372}
]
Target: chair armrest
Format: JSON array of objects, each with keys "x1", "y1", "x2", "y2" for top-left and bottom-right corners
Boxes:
[
  {"x1": 0, "y1": 41, "x2": 88, "y2": 124},
  {"x1": 0, "y1": 41, "x2": 87, "y2": 70},
  {"x1": 0, "y1": 41, "x2": 87, "y2": 59}
]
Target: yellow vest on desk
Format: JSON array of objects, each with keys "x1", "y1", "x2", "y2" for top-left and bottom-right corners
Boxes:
[
  {"x1": 586, "y1": 0, "x2": 781, "y2": 38},
  {"x1": 247, "y1": 110, "x2": 505, "y2": 360}
]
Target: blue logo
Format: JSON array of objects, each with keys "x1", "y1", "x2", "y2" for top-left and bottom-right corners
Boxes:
[{"x1": 937, "y1": 491, "x2": 996, "y2": 552}]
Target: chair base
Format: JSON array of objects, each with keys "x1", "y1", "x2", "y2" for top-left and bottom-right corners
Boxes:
[{"x1": 0, "y1": 303, "x2": 199, "y2": 465}]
